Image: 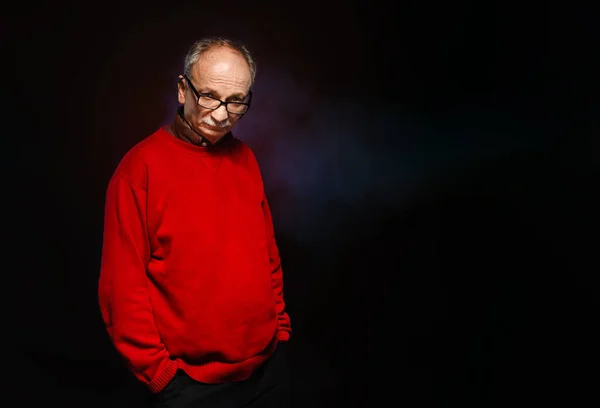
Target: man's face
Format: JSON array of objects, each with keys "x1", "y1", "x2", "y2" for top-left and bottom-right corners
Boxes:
[{"x1": 177, "y1": 46, "x2": 252, "y2": 145}]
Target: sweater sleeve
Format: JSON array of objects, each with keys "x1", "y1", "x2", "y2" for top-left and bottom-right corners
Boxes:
[
  {"x1": 98, "y1": 174, "x2": 178, "y2": 393},
  {"x1": 261, "y1": 196, "x2": 292, "y2": 341}
]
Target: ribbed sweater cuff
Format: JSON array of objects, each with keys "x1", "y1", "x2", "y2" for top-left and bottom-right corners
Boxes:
[
  {"x1": 276, "y1": 331, "x2": 290, "y2": 341},
  {"x1": 148, "y1": 359, "x2": 179, "y2": 394}
]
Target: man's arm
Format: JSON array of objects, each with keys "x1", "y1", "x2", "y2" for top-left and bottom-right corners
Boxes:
[
  {"x1": 98, "y1": 174, "x2": 178, "y2": 393},
  {"x1": 261, "y1": 196, "x2": 292, "y2": 342}
]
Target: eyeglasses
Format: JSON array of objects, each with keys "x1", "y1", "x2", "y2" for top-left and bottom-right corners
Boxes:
[{"x1": 183, "y1": 74, "x2": 252, "y2": 115}]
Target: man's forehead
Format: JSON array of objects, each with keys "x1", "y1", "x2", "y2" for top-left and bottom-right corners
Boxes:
[
  {"x1": 191, "y1": 69, "x2": 251, "y2": 87},
  {"x1": 191, "y1": 56, "x2": 250, "y2": 89},
  {"x1": 212, "y1": 61, "x2": 233, "y2": 74}
]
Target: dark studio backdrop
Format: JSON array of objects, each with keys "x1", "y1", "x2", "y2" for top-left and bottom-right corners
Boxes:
[{"x1": 5, "y1": 1, "x2": 599, "y2": 406}]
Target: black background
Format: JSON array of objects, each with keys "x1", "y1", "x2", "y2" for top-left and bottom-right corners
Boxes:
[{"x1": 6, "y1": 1, "x2": 599, "y2": 406}]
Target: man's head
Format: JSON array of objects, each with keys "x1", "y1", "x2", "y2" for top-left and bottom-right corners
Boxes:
[{"x1": 177, "y1": 37, "x2": 256, "y2": 145}]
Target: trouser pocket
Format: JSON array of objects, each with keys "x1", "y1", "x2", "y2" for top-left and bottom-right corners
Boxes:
[{"x1": 153, "y1": 369, "x2": 188, "y2": 405}]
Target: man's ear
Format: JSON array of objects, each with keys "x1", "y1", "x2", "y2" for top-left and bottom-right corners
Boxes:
[{"x1": 177, "y1": 75, "x2": 186, "y2": 105}]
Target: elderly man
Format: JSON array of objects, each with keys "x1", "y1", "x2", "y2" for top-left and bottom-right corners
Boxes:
[{"x1": 98, "y1": 37, "x2": 292, "y2": 408}]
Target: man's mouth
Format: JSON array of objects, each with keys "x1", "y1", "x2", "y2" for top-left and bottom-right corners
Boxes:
[{"x1": 201, "y1": 122, "x2": 228, "y2": 130}]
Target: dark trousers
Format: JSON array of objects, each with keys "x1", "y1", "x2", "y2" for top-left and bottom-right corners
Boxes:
[{"x1": 151, "y1": 343, "x2": 291, "y2": 408}]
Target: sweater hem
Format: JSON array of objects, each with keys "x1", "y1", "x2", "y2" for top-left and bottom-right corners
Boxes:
[{"x1": 178, "y1": 336, "x2": 278, "y2": 384}]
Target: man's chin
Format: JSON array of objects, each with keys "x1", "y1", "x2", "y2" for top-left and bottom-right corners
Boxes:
[{"x1": 197, "y1": 125, "x2": 228, "y2": 143}]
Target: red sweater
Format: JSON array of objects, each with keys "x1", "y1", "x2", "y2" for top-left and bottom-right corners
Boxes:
[{"x1": 98, "y1": 127, "x2": 291, "y2": 393}]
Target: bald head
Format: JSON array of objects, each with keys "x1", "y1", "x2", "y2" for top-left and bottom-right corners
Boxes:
[
  {"x1": 184, "y1": 37, "x2": 256, "y2": 87},
  {"x1": 189, "y1": 46, "x2": 252, "y2": 96}
]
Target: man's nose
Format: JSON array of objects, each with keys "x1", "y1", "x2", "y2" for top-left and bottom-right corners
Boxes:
[{"x1": 211, "y1": 105, "x2": 229, "y2": 122}]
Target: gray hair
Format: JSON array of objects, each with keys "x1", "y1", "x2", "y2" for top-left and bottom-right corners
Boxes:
[{"x1": 183, "y1": 37, "x2": 257, "y2": 87}]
